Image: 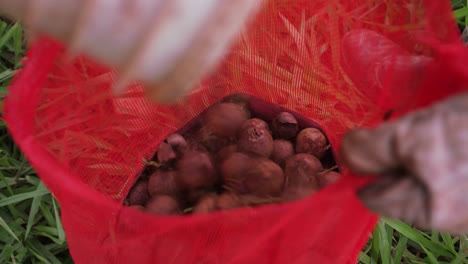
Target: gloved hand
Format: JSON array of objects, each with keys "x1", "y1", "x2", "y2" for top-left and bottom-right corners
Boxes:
[{"x1": 341, "y1": 93, "x2": 468, "y2": 234}]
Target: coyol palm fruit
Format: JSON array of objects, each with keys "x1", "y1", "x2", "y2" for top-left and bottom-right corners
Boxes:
[
  {"x1": 244, "y1": 158, "x2": 285, "y2": 197},
  {"x1": 217, "y1": 145, "x2": 238, "y2": 163},
  {"x1": 240, "y1": 118, "x2": 270, "y2": 132},
  {"x1": 238, "y1": 127, "x2": 273, "y2": 157},
  {"x1": 217, "y1": 193, "x2": 243, "y2": 210},
  {"x1": 271, "y1": 112, "x2": 299, "y2": 140},
  {"x1": 166, "y1": 133, "x2": 188, "y2": 156},
  {"x1": 176, "y1": 151, "x2": 217, "y2": 190},
  {"x1": 156, "y1": 141, "x2": 176, "y2": 164},
  {"x1": 221, "y1": 152, "x2": 252, "y2": 193},
  {"x1": 282, "y1": 185, "x2": 318, "y2": 201},
  {"x1": 193, "y1": 194, "x2": 218, "y2": 213},
  {"x1": 296, "y1": 128, "x2": 329, "y2": 159},
  {"x1": 203, "y1": 103, "x2": 250, "y2": 139},
  {"x1": 148, "y1": 170, "x2": 178, "y2": 196},
  {"x1": 285, "y1": 154, "x2": 323, "y2": 189},
  {"x1": 125, "y1": 180, "x2": 150, "y2": 206},
  {"x1": 271, "y1": 140, "x2": 294, "y2": 167},
  {"x1": 145, "y1": 195, "x2": 181, "y2": 215},
  {"x1": 317, "y1": 171, "x2": 341, "y2": 187}
]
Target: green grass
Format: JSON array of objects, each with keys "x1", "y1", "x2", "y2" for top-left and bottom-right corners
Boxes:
[{"x1": 0, "y1": 3, "x2": 467, "y2": 263}]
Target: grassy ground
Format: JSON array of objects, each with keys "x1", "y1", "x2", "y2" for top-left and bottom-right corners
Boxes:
[{"x1": 0, "y1": 3, "x2": 467, "y2": 263}]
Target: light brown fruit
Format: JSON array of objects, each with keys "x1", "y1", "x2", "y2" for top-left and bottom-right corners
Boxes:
[
  {"x1": 240, "y1": 118, "x2": 270, "y2": 132},
  {"x1": 238, "y1": 127, "x2": 273, "y2": 157},
  {"x1": 176, "y1": 151, "x2": 217, "y2": 190},
  {"x1": 296, "y1": 128, "x2": 329, "y2": 159},
  {"x1": 284, "y1": 154, "x2": 323, "y2": 189},
  {"x1": 204, "y1": 103, "x2": 250, "y2": 138},
  {"x1": 244, "y1": 158, "x2": 285, "y2": 197},
  {"x1": 148, "y1": 170, "x2": 178, "y2": 197},
  {"x1": 125, "y1": 180, "x2": 150, "y2": 206},
  {"x1": 193, "y1": 194, "x2": 218, "y2": 214},
  {"x1": 271, "y1": 140, "x2": 294, "y2": 167},
  {"x1": 220, "y1": 152, "x2": 252, "y2": 193},
  {"x1": 317, "y1": 171, "x2": 341, "y2": 188},
  {"x1": 217, "y1": 145, "x2": 238, "y2": 162},
  {"x1": 145, "y1": 195, "x2": 181, "y2": 215}
]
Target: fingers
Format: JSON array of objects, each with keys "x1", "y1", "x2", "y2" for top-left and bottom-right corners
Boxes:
[
  {"x1": 358, "y1": 176, "x2": 430, "y2": 229},
  {"x1": 340, "y1": 123, "x2": 401, "y2": 175}
]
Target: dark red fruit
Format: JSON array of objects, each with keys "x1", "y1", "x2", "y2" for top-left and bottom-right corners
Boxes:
[
  {"x1": 176, "y1": 151, "x2": 217, "y2": 190},
  {"x1": 284, "y1": 154, "x2": 323, "y2": 189},
  {"x1": 145, "y1": 195, "x2": 181, "y2": 215},
  {"x1": 204, "y1": 103, "x2": 249, "y2": 138},
  {"x1": 220, "y1": 152, "x2": 252, "y2": 193},
  {"x1": 125, "y1": 180, "x2": 150, "y2": 206},
  {"x1": 238, "y1": 127, "x2": 273, "y2": 157},
  {"x1": 296, "y1": 128, "x2": 329, "y2": 159},
  {"x1": 271, "y1": 112, "x2": 299, "y2": 140},
  {"x1": 245, "y1": 158, "x2": 285, "y2": 197},
  {"x1": 271, "y1": 140, "x2": 294, "y2": 167},
  {"x1": 317, "y1": 171, "x2": 341, "y2": 187},
  {"x1": 129, "y1": 205, "x2": 145, "y2": 211},
  {"x1": 148, "y1": 170, "x2": 178, "y2": 196}
]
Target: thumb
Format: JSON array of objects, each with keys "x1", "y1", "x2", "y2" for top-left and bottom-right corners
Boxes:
[{"x1": 340, "y1": 123, "x2": 401, "y2": 175}]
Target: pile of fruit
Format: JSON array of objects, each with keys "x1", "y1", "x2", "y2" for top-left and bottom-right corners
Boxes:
[{"x1": 124, "y1": 96, "x2": 341, "y2": 215}]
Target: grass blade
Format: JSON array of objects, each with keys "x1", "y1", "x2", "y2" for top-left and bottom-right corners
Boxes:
[
  {"x1": 392, "y1": 235, "x2": 408, "y2": 264},
  {"x1": 420, "y1": 245, "x2": 439, "y2": 264},
  {"x1": 25, "y1": 182, "x2": 48, "y2": 239},
  {"x1": 0, "y1": 188, "x2": 50, "y2": 207},
  {"x1": 384, "y1": 219, "x2": 455, "y2": 258},
  {"x1": 52, "y1": 199, "x2": 65, "y2": 243},
  {"x1": 0, "y1": 216, "x2": 19, "y2": 241},
  {"x1": 377, "y1": 221, "x2": 392, "y2": 264}
]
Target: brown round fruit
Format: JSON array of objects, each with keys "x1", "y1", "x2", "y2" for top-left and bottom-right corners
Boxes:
[
  {"x1": 125, "y1": 180, "x2": 150, "y2": 206},
  {"x1": 240, "y1": 118, "x2": 270, "y2": 132},
  {"x1": 197, "y1": 125, "x2": 231, "y2": 153},
  {"x1": 185, "y1": 188, "x2": 212, "y2": 205},
  {"x1": 284, "y1": 154, "x2": 323, "y2": 189},
  {"x1": 217, "y1": 145, "x2": 238, "y2": 162},
  {"x1": 193, "y1": 194, "x2": 218, "y2": 213},
  {"x1": 148, "y1": 170, "x2": 178, "y2": 196},
  {"x1": 176, "y1": 151, "x2": 217, "y2": 190},
  {"x1": 296, "y1": 128, "x2": 329, "y2": 159},
  {"x1": 129, "y1": 205, "x2": 145, "y2": 211},
  {"x1": 244, "y1": 158, "x2": 285, "y2": 197},
  {"x1": 238, "y1": 127, "x2": 273, "y2": 157},
  {"x1": 157, "y1": 141, "x2": 176, "y2": 164},
  {"x1": 204, "y1": 103, "x2": 249, "y2": 138},
  {"x1": 166, "y1": 133, "x2": 188, "y2": 156},
  {"x1": 271, "y1": 112, "x2": 299, "y2": 140},
  {"x1": 317, "y1": 171, "x2": 341, "y2": 188},
  {"x1": 271, "y1": 140, "x2": 294, "y2": 167},
  {"x1": 282, "y1": 185, "x2": 318, "y2": 201},
  {"x1": 220, "y1": 152, "x2": 252, "y2": 193},
  {"x1": 145, "y1": 195, "x2": 181, "y2": 215},
  {"x1": 217, "y1": 193, "x2": 243, "y2": 210}
]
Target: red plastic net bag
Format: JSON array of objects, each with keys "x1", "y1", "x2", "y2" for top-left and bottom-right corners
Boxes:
[{"x1": 4, "y1": 0, "x2": 467, "y2": 263}]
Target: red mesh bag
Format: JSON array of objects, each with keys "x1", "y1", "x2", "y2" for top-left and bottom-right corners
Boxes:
[{"x1": 4, "y1": 0, "x2": 467, "y2": 263}]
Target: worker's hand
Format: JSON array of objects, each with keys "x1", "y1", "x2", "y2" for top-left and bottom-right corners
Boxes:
[{"x1": 341, "y1": 93, "x2": 468, "y2": 234}]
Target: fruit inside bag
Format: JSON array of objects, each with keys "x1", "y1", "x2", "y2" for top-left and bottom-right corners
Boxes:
[{"x1": 3, "y1": 0, "x2": 465, "y2": 263}]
